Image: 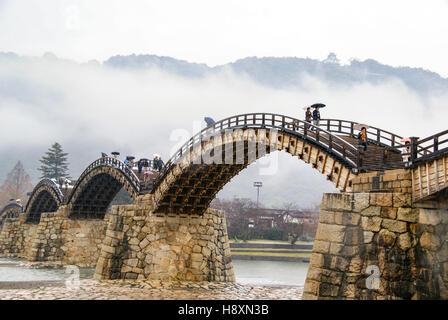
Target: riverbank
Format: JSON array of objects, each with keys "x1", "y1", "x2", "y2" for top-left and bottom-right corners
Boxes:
[
  {"x1": 0, "y1": 279, "x2": 303, "y2": 300},
  {"x1": 230, "y1": 239, "x2": 313, "y2": 262}
]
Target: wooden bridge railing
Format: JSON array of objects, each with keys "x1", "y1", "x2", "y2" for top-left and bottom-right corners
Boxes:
[
  {"x1": 411, "y1": 129, "x2": 448, "y2": 163},
  {"x1": 319, "y1": 119, "x2": 404, "y2": 148},
  {"x1": 378, "y1": 129, "x2": 448, "y2": 166}
]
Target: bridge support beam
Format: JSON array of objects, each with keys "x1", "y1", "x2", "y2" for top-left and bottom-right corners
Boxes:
[
  {"x1": 94, "y1": 195, "x2": 235, "y2": 282},
  {"x1": 303, "y1": 191, "x2": 448, "y2": 299}
]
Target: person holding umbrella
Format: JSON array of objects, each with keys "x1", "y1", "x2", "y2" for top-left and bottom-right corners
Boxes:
[
  {"x1": 400, "y1": 138, "x2": 412, "y2": 162},
  {"x1": 311, "y1": 103, "x2": 325, "y2": 128}
]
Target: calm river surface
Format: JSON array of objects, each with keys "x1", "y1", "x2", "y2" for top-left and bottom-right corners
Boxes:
[
  {"x1": 233, "y1": 260, "x2": 308, "y2": 287},
  {"x1": 0, "y1": 257, "x2": 94, "y2": 282},
  {"x1": 0, "y1": 257, "x2": 308, "y2": 286}
]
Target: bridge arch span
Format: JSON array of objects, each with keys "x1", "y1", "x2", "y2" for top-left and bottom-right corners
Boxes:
[
  {"x1": 65, "y1": 157, "x2": 140, "y2": 219},
  {"x1": 152, "y1": 113, "x2": 366, "y2": 216},
  {"x1": 0, "y1": 203, "x2": 23, "y2": 227},
  {"x1": 24, "y1": 179, "x2": 63, "y2": 224}
]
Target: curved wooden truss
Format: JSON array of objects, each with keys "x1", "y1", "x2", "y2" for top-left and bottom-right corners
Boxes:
[
  {"x1": 65, "y1": 157, "x2": 140, "y2": 219},
  {"x1": 24, "y1": 179, "x2": 63, "y2": 224},
  {"x1": 0, "y1": 203, "x2": 23, "y2": 227},
  {"x1": 152, "y1": 115, "x2": 366, "y2": 216}
]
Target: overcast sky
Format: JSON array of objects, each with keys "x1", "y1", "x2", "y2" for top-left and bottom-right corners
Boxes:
[{"x1": 1, "y1": 0, "x2": 448, "y2": 76}]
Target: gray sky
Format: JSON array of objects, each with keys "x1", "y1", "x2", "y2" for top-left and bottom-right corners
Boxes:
[{"x1": 1, "y1": 0, "x2": 448, "y2": 76}]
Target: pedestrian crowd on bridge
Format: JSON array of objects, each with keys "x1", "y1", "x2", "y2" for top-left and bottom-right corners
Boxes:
[
  {"x1": 302, "y1": 104, "x2": 413, "y2": 164},
  {"x1": 103, "y1": 152, "x2": 165, "y2": 181}
]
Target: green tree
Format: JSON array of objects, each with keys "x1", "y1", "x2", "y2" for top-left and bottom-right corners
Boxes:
[{"x1": 38, "y1": 142, "x2": 70, "y2": 180}]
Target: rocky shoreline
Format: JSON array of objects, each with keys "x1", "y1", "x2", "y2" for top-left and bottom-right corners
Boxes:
[{"x1": 0, "y1": 279, "x2": 304, "y2": 300}]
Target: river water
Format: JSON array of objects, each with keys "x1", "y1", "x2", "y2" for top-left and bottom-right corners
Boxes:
[
  {"x1": 0, "y1": 257, "x2": 94, "y2": 282},
  {"x1": 233, "y1": 260, "x2": 308, "y2": 287},
  {"x1": 0, "y1": 257, "x2": 308, "y2": 287}
]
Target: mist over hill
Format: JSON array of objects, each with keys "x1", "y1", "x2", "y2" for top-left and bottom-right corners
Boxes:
[
  {"x1": 1, "y1": 51, "x2": 447, "y2": 208},
  {"x1": 104, "y1": 53, "x2": 448, "y2": 95}
]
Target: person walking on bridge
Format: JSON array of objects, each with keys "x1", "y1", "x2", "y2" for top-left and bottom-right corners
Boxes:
[
  {"x1": 305, "y1": 107, "x2": 312, "y2": 123},
  {"x1": 153, "y1": 154, "x2": 164, "y2": 172},
  {"x1": 304, "y1": 106, "x2": 312, "y2": 131},
  {"x1": 358, "y1": 127, "x2": 368, "y2": 152},
  {"x1": 312, "y1": 107, "x2": 320, "y2": 127}
]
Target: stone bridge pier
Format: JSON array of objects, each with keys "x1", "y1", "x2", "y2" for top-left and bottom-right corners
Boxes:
[
  {"x1": 94, "y1": 195, "x2": 235, "y2": 282},
  {"x1": 0, "y1": 206, "x2": 109, "y2": 266},
  {"x1": 303, "y1": 169, "x2": 448, "y2": 300}
]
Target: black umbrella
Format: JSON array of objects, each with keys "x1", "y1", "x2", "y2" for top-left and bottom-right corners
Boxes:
[
  {"x1": 111, "y1": 151, "x2": 120, "y2": 156},
  {"x1": 204, "y1": 117, "x2": 215, "y2": 126},
  {"x1": 311, "y1": 103, "x2": 326, "y2": 108}
]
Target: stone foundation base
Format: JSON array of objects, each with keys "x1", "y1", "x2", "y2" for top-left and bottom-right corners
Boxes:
[
  {"x1": 303, "y1": 192, "x2": 448, "y2": 300},
  {"x1": 0, "y1": 206, "x2": 108, "y2": 267},
  {"x1": 94, "y1": 201, "x2": 235, "y2": 282}
]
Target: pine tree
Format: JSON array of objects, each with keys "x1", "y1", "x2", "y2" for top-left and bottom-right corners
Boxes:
[
  {"x1": 0, "y1": 161, "x2": 34, "y2": 207},
  {"x1": 38, "y1": 142, "x2": 70, "y2": 180}
]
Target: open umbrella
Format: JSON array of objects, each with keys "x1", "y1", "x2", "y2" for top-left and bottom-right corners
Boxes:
[
  {"x1": 302, "y1": 106, "x2": 311, "y2": 111},
  {"x1": 311, "y1": 103, "x2": 326, "y2": 108},
  {"x1": 354, "y1": 123, "x2": 370, "y2": 131},
  {"x1": 400, "y1": 138, "x2": 412, "y2": 144},
  {"x1": 204, "y1": 117, "x2": 215, "y2": 127}
]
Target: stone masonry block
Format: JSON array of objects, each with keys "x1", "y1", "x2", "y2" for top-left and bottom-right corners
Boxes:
[
  {"x1": 397, "y1": 208, "x2": 419, "y2": 223},
  {"x1": 370, "y1": 193, "x2": 393, "y2": 207},
  {"x1": 381, "y1": 207, "x2": 397, "y2": 219},
  {"x1": 353, "y1": 193, "x2": 370, "y2": 212},
  {"x1": 321, "y1": 194, "x2": 353, "y2": 212},
  {"x1": 393, "y1": 193, "x2": 412, "y2": 208},
  {"x1": 381, "y1": 219, "x2": 407, "y2": 233},
  {"x1": 318, "y1": 210, "x2": 335, "y2": 224},
  {"x1": 361, "y1": 216, "x2": 382, "y2": 232},
  {"x1": 313, "y1": 240, "x2": 330, "y2": 254},
  {"x1": 334, "y1": 212, "x2": 360, "y2": 226},
  {"x1": 360, "y1": 206, "x2": 381, "y2": 217},
  {"x1": 420, "y1": 232, "x2": 441, "y2": 251},
  {"x1": 315, "y1": 224, "x2": 346, "y2": 243},
  {"x1": 419, "y1": 209, "x2": 442, "y2": 226}
]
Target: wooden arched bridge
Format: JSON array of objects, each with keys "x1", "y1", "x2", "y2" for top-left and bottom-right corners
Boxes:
[{"x1": 4, "y1": 113, "x2": 448, "y2": 221}]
